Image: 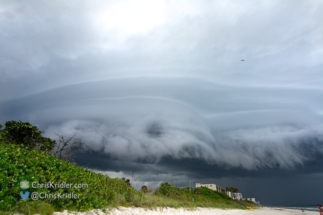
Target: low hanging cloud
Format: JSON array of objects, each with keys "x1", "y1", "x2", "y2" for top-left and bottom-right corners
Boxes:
[
  {"x1": 43, "y1": 119, "x2": 323, "y2": 170},
  {"x1": 2, "y1": 77, "x2": 320, "y2": 170}
]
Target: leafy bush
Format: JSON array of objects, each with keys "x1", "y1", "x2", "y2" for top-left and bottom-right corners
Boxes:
[
  {"x1": 0, "y1": 143, "x2": 137, "y2": 212},
  {"x1": 155, "y1": 182, "x2": 185, "y2": 199},
  {"x1": 194, "y1": 187, "x2": 232, "y2": 200},
  {"x1": 154, "y1": 182, "x2": 246, "y2": 209}
]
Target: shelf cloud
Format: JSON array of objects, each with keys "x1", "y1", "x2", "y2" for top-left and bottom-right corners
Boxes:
[{"x1": 2, "y1": 77, "x2": 322, "y2": 171}]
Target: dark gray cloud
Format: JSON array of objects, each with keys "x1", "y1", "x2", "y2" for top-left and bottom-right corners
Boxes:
[
  {"x1": 2, "y1": 77, "x2": 322, "y2": 169},
  {"x1": 73, "y1": 149, "x2": 323, "y2": 206},
  {"x1": 1, "y1": 0, "x2": 322, "y2": 206}
]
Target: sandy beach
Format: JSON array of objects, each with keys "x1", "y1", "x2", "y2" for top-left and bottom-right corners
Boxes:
[{"x1": 53, "y1": 207, "x2": 319, "y2": 215}]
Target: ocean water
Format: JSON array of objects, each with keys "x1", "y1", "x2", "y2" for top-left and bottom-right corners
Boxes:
[{"x1": 281, "y1": 205, "x2": 320, "y2": 212}]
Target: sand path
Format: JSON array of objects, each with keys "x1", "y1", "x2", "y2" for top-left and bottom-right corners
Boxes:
[{"x1": 53, "y1": 207, "x2": 318, "y2": 215}]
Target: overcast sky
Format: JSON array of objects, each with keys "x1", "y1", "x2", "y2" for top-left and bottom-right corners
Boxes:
[{"x1": 1, "y1": 0, "x2": 323, "y2": 206}]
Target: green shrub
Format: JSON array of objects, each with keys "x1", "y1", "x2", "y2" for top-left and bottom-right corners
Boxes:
[{"x1": 0, "y1": 143, "x2": 139, "y2": 212}]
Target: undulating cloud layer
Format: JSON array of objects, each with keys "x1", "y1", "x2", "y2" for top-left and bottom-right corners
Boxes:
[{"x1": 2, "y1": 77, "x2": 322, "y2": 170}]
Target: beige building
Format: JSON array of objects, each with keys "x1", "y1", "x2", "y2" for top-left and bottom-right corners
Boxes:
[
  {"x1": 226, "y1": 191, "x2": 234, "y2": 198},
  {"x1": 233, "y1": 193, "x2": 243, "y2": 200},
  {"x1": 195, "y1": 183, "x2": 224, "y2": 192},
  {"x1": 196, "y1": 183, "x2": 245, "y2": 201},
  {"x1": 246, "y1": 198, "x2": 256, "y2": 203}
]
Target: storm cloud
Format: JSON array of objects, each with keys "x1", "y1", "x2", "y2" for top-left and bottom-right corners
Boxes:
[{"x1": 2, "y1": 77, "x2": 322, "y2": 170}]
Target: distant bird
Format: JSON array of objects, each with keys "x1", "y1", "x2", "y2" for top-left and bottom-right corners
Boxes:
[{"x1": 241, "y1": 59, "x2": 245, "y2": 61}]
